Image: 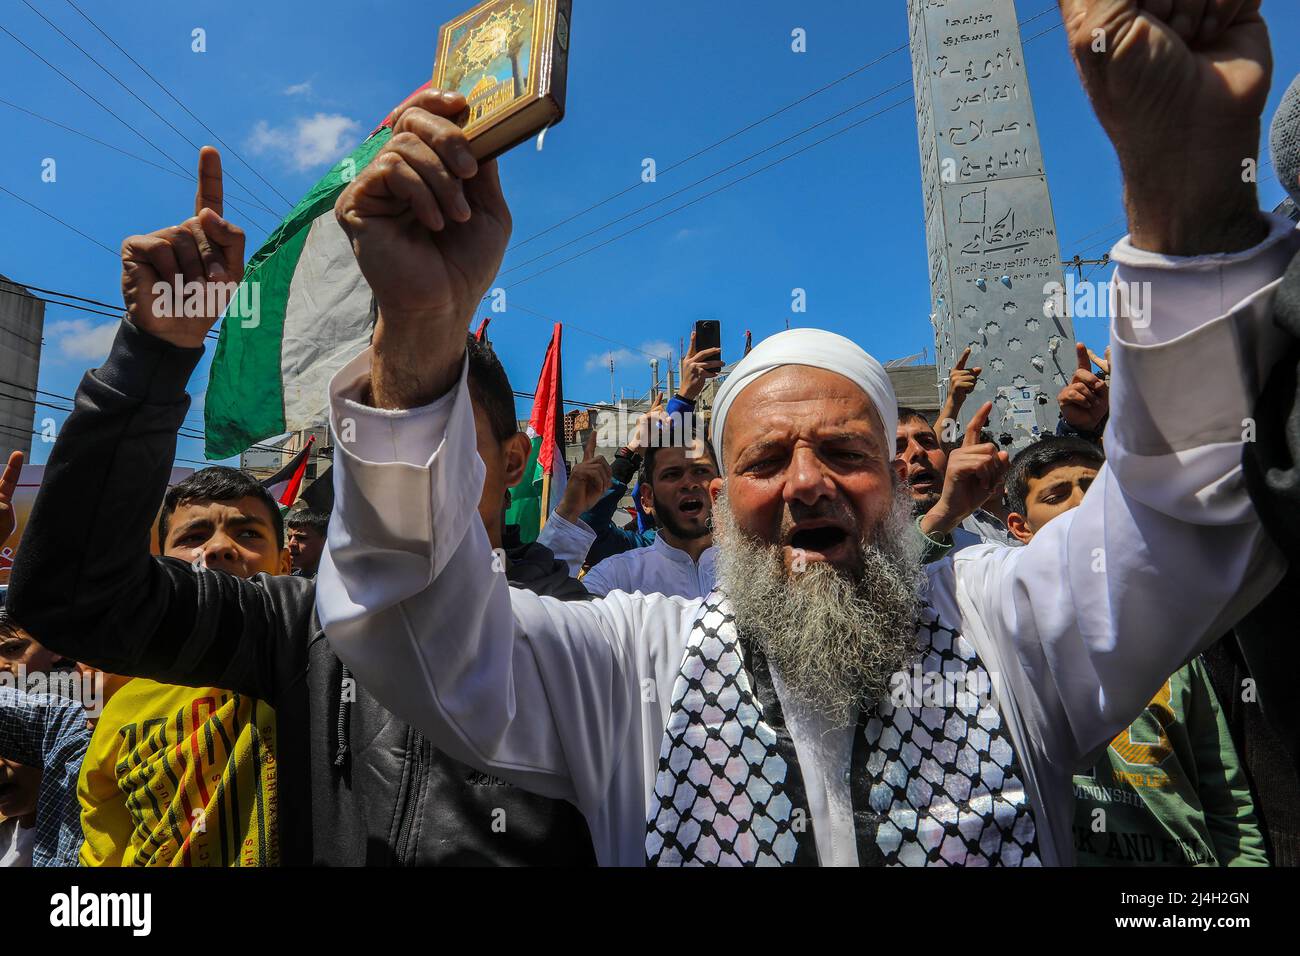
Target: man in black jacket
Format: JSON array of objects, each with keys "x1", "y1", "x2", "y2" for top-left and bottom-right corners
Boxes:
[{"x1": 5, "y1": 147, "x2": 596, "y2": 866}]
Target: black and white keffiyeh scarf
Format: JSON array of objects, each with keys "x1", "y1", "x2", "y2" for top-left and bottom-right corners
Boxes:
[{"x1": 645, "y1": 590, "x2": 1041, "y2": 866}]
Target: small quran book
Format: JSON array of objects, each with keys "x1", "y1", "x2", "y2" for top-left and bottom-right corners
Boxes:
[{"x1": 432, "y1": 0, "x2": 572, "y2": 161}]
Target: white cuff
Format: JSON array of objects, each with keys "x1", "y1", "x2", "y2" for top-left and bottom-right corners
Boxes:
[
  {"x1": 325, "y1": 347, "x2": 484, "y2": 584},
  {"x1": 328, "y1": 347, "x2": 463, "y2": 467},
  {"x1": 1109, "y1": 213, "x2": 1300, "y2": 346},
  {"x1": 535, "y1": 510, "x2": 597, "y2": 577}
]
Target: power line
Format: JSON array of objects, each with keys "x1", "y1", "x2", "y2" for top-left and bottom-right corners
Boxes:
[
  {"x1": 502, "y1": 96, "x2": 915, "y2": 290},
  {"x1": 498, "y1": 78, "x2": 914, "y2": 279},
  {"x1": 494, "y1": 18, "x2": 1062, "y2": 291},
  {"x1": 0, "y1": 375, "x2": 324, "y2": 460},
  {"x1": 0, "y1": 20, "x2": 191, "y2": 179},
  {"x1": 0, "y1": 280, "x2": 118, "y2": 311},
  {"x1": 504, "y1": 3, "x2": 1061, "y2": 256},
  {"x1": 62, "y1": 0, "x2": 296, "y2": 210},
  {"x1": 0, "y1": 97, "x2": 275, "y2": 234},
  {"x1": 0, "y1": 287, "x2": 221, "y2": 347},
  {"x1": 18, "y1": 1, "x2": 282, "y2": 221},
  {"x1": 0, "y1": 182, "x2": 117, "y2": 256},
  {"x1": 507, "y1": 303, "x2": 672, "y2": 362},
  {"x1": 507, "y1": 50, "x2": 910, "y2": 254},
  {"x1": 0, "y1": 284, "x2": 121, "y2": 321}
]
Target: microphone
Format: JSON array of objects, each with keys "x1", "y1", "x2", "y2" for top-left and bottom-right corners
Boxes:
[{"x1": 1270, "y1": 74, "x2": 1300, "y2": 206}]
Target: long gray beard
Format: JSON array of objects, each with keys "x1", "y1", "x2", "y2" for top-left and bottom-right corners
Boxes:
[{"x1": 713, "y1": 485, "x2": 924, "y2": 725}]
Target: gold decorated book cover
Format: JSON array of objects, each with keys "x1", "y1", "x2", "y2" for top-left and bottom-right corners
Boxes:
[{"x1": 433, "y1": 0, "x2": 571, "y2": 161}]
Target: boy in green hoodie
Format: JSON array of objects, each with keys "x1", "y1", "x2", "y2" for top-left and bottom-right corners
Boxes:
[{"x1": 1005, "y1": 437, "x2": 1268, "y2": 866}]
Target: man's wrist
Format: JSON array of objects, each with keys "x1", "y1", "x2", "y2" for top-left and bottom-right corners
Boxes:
[
  {"x1": 1119, "y1": 135, "x2": 1269, "y2": 256},
  {"x1": 919, "y1": 505, "x2": 958, "y2": 538},
  {"x1": 915, "y1": 514, "x2": 952, "y2": 545},
  {"x1": 370, "y1": 307, "x2": 465, "y2": 410},
  {"x1": 98, "y1": 319, "x2": 204, "y2": 405},
  {"x1": 555, "y1": 500, "x2": 583, "y2": 523}
]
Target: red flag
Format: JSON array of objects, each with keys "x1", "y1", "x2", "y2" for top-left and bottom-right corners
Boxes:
[
  {"x1": 262, "y1": 435, "x2": 316, "y2": 507},
  {"x1": 505, "y1": 324, "x2": 566, "y2": 540}
]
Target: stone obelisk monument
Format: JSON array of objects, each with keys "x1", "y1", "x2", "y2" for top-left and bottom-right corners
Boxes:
[{"x1": 908, "y1": 0, "x2": 1075, "y2": 447}]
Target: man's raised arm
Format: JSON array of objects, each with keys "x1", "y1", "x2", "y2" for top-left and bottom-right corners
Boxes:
[
  {"x1": 318, "y1": 92, "x2": 664, "y2": 820},
  {"x1": 6, "y1": 148, "x2": 299, "y2": 701},
  {"x1": 961, "y1": 0, "x2": 1294, "y2": 764}
]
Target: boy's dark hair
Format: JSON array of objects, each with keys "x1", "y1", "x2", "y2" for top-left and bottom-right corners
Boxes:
[
  {"x1": 159, "y1": 467, "x2": 285, "y2": 549},
  {"x1": 1005, "y1": 436, "x2": 1105, "y2": 517},
  {"x1": 896, "y1": 406, "x2": 933, "y2": 430},
  {"x1": 0, "y1": 606, "x2": 21, "y2": 642},
  {"x1": 466, "y1": 333, "x2": 519, "y2": 444},
  {"x1": 286, "y1": 507, "x2": 329, "y2": 537}
]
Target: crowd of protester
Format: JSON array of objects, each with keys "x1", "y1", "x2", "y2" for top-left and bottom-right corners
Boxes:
[{"x1": 0, "y1": 0, "x2": 1298, "y2": 867}]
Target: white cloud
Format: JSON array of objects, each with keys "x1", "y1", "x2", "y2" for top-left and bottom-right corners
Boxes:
[
  {"x1": 247, "y1": 113, "x2": 361, "y2": 171},
  {"x1": 283, "y1": 81, "x2": 313, "y2": 96},
  {"x1": 584, "y1": 339, "x2": 674, "y2": 373},
  {"x1": 47, "y1": 319, "x2": 119, "y2": 361}
]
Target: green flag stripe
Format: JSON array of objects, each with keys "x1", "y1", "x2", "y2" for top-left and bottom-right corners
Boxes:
[
  {"x1": 203, "y1": 128, "x2": 395, "y2": 461},
  {"x1": 505, "y1": 434, "x2": 544, "y2": 543}
]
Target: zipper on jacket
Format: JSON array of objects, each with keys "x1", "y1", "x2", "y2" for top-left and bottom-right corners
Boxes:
[{"x1": 394, "y1": 729, "x2": 426, "y2": 865}]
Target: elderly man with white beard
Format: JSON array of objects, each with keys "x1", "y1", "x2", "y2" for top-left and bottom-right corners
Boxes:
[{"x1": 318, "y1": 0, "x2": 1293, "y2": 865}]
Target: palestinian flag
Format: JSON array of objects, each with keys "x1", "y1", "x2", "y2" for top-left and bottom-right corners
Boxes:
[
  {"x1": 262, "y1": 435, "x2": 315, "y2": 509},
  {"x1": 204, "y1": 82, "x2": 435, "y2": 460},
  {"x1": 505, "y1": 324, "x2": 566, "y2": 543}
]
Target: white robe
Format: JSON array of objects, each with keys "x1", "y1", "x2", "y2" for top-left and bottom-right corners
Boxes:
[
  {"x1": 317, "y1": 215, "x2": 1297, "y2": 866},
  {"x1": 537, "y1": 511, "x2": 716, "y2": 599}
]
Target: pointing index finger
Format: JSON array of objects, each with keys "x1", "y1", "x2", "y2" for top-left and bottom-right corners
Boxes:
[
  {"x1": 583, "y1": 430, "x2": 598, "y2": 462},
  {"x1": 1075, "y1": 341, "x2": 1091, "y2": 372},
  {"x1": 195, "y1": 146, "x2": 224, "y2": 218},
  {"x1": 963, "y1": 401, "x2": 993, "y2": 447},
  {"x1": 0, "y1": 450, "x2": 23, "y2": 504},
  {"x1": 955, "y1": 347, "x2": 971, "y2": 371}
]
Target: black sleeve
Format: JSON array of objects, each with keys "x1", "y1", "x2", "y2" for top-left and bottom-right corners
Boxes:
[
  {"x1": 5, "y1": 320, "x2": 309, "y2": 703},
  {"x1": 610, "y1": 449, "x2": 641, "y2": 486}
]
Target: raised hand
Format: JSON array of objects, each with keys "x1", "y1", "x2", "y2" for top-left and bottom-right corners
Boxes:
[
  {"x1": 950, "y1": 347, "x2": 981, "y2": 403},
  {"x1": 938, "y1": 347, "x2": 982, "y2": 447},
  {"x1": 921, "y1": 402, "x2": 1010, "y2": 538},
  {"x1": 1059, "y1": 0, "x2": 1272, "y2": 255},
  {"x1": 1087, "y1": 346, "x2": 1111, "y2": 378},
  {"x1": 120, "y1": 146, "x2": 246, "y2": 348},
  {"x1": 334, "y1": 89, "x2": 512, "y2": 409},
  {"x1": 679, "y1": 331, "x2": 724, "y2": 402},
  {"x1": 0, "y1": 450, "x2": 22, "y2": 545},
  {"x1": 1058, "y1": 342, "x2": 1110, "y2": 434},
  {"x1": 555, "y1": 431, "x2": 613, "y2": 523},
  {"x1": 627, "y1": 391, "x2": 669, "y2": 454}
]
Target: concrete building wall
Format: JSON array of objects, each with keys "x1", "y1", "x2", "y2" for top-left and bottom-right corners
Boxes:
[{"x1": 0, "y1": 276, "x2": 45, "y2": 460}]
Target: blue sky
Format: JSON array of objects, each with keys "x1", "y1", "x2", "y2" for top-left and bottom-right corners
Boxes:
[{"x1": 3, "y1": 0, "x2": 1299, "y2": 469}]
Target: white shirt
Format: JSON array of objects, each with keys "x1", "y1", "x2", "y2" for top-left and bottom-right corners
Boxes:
[
  {"x1": 0, "y1": 816, "x2": 35, "y2": 867},
  {"x1": 537, "y1": 511, "x2": 716, "y2": 599},
  {"x1": 959, "y1": 509, "x2": 1022, "y2": 549},
  {"x1": 317, "y1": 215, "x2": 1296, "y2": 866}
]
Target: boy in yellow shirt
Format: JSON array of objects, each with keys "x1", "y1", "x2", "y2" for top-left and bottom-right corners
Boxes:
[{"x1": 78, "y1": 467, "x2": 286, "y2": 866}]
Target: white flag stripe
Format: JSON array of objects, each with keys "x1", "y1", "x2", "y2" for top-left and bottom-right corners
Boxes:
[{"x1": 281, "y1": 213, "x2": 376, "y2": 431}]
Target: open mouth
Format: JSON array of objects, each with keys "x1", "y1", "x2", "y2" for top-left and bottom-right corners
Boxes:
[
  {"x1": 678, "y1": 496, "x2": 705, "y2": 517},
  {"x1": 907, "y1": 471, "x2": 939, "y2": 491},
  {"x1": 789, "y1": 522, "x2": 851, "y2": 553}
]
